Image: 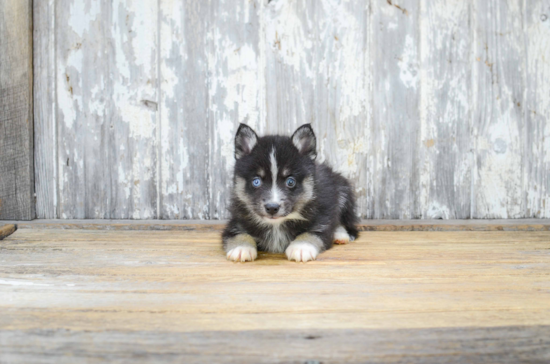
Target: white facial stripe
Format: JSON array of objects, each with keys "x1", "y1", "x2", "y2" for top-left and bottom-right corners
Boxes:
[{"x1": 269, "y1": 148, "x2": 281, "y2": 203}]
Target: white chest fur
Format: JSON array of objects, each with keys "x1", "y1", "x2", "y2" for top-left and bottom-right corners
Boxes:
[{"x1": 264, "y1": 225, "x2": 292, "y2": 253}]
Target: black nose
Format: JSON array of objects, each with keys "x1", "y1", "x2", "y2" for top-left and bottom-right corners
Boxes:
[{"x1": 264, "y1": 203, "x2": 280, "y2": 216}]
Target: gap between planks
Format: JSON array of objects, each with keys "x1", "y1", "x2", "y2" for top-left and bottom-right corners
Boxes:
[{"x1": 1, "y1": 219, "x2": 550, "y2": 232}]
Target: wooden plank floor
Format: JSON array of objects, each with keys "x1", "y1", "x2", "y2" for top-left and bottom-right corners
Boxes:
[{"x1": 1, "y1": 228, "x2": 549, "y2": 363}]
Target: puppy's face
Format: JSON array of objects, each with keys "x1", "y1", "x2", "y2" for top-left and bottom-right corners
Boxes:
[{"x1": 233, "y1": 124, "x2": 317, "y2": 223}]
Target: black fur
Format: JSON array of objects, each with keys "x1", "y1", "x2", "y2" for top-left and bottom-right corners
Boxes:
[{"x1": 223, "y1": 123, "x2": 359, "y2": 255}]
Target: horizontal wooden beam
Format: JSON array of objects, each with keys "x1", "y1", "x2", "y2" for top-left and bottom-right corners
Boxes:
[
  {"x1": 2, "y1": 326, "x2": 549, "y2": 363},
  {"x1": 3, "y1": 219, "x2": 550, "y2": 232}
]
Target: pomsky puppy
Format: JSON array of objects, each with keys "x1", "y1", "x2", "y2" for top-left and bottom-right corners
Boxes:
[{"x1": 222, "y1": 123, "x2": 359, "y2": 263}]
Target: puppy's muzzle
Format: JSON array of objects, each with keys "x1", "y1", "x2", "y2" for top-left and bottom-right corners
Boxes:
[{"x1": 264, "y1": 203, "x2": 280, "y2": 216}]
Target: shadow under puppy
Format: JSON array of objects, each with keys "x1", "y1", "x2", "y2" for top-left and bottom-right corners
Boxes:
[{"x1": 223, "y1": 124, "x2": 359, "y2": 263}]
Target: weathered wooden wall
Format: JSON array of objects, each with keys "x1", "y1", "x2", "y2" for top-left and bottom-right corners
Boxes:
[
  {"x1": 33, "y1": 0, "x2": 550, "y2": 220},
  {"x1": 0, "y1": 0, "x2": 34, "y2": 220}
]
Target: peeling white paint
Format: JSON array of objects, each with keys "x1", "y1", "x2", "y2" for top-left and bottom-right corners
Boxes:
[
  {"x1": 321, "y1": 0, "x2": 367, "y2": 122},
  {"x1": 426, "y1": 201, "x2": 451, "y2": 220},
  {"x1": 36, "y1": 0, "x2": 550, "y2": 220},
  {"x1": 419, "y1": 0, "x2": 471, "y2": 219},
  {"x1": 68, "y1": 1, "x2": 100, "y2": 38},
  {"x1": 399, "y1": 35, "x2": 419, "y2": 90},
  {"x1": 122, "y1": 103, "x2": 156, "y2": 140},
  {"x1": 128, "y1": 1, "x2": 157, "y2": 72},
  {"x1": 472, "y1": 0, "x2": 526, "y2": 218},
  {"x1": 265, "y1": 0, "x2": 314, "y2": 78},
  {"x1": 118, "y1": 164, "x2": 130, "y2": 200}
]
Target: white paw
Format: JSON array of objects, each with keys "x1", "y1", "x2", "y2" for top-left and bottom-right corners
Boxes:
[
  {"x1": 285, "y1": 242, "x2": 319, "y2": 263},
  {"x1": 227, "y1": 245, "x2": 257, "y2": 262},
  {"x1": 333, "y1": 226, "x2": 350, "y2": 245}
]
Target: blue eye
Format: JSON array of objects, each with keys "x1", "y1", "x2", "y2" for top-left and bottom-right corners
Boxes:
[
  {"x1": 252, "y1": 177, "x2": 262, "y2": 188},
  {"x1": 285, "y1": 177, "x2": 296, "y2": 188}
]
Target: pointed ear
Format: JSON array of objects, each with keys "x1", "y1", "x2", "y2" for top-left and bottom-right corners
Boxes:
[
  {"x1": 235, "y1": 123, "x2": 259, "y2": 159},
  {"x1": 291, "y1": 124, "x2": 317, "y2": 160}
]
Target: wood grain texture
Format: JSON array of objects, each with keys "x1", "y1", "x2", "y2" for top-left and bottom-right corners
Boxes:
[
  {"x1": 419, "y1": 0, "x2": 472, "y2": 219},
  {"x1": 1, "y1": 229, "x2": 550, "y2": 362},
  {"x1": 524, "y1": 1, "x2": 550, "y2": 218},
  {"x1": 55, "y1": 0, "x2": 105, "y2": 218},
  {"x1": 31, "y1": 0, "x2": 550, "y2": 220},
  {"x1": 55, "y1": 0, "x2": 159, "y2": 219},
  {"x1": 159, "y1": 0, "x2": 210, "y2": 219},
  {"x1": 371, "y1": 0, "x2": 421, "y2": 219},
  {"x1": 2, "y1": 327, "x2": 549, "y2": 364},
  {"x1": 33, "y1": 0, "x2": 57, "y2": 219},
  {"x1": 0, "y1": 0, "x2": 34, "y2": 220},
  {"x1": 472, "y1": 0, "x2": 525, "y2": 218},
  {"x1": 207, "y1": 0, "x2": 266, "y2": 219}
]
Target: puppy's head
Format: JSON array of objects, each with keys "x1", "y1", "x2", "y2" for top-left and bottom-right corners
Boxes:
[{"x1": 233, "y1": 124, "x2": 317, "y2": 224}]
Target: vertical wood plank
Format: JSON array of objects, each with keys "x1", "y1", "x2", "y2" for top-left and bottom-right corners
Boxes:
[
  {"x1": 472, "y1": 0, "x2": 525, "y2": 218},
  {"x1": 524, "y1": 1, "x2": 550, "y2": 218},
  {"x1": 264, "y1": 0, "x2": 314, "y2": 135},
  {"x1": 34, "y1": 0, "x2": 57, "y2": 219},
  {"x1": 207, "y1": 0, "x2": 266, "y2": 219},
  {"x1": 371, "y1": 0, "x2": 421, "y2": 218},
  {"x1": 56, "y1": 0, "x2": 105, "y2": 218},
  {"x1": 56, "y1": 0, "x2": 158, "y2": 219},
  {"x1": 311, "y1": 1, "x2": 371, "y2": 219},
  {"x1": 159, "y1": 0, "x2": 211, "y2": 219},
  {"x1": 0, "y1": 0, "x2": 34, "y2": 220},
  {"x1": 419, "y1": 0, "x2": 472, "y2": 219},
  {"x1": 263, "y1": 0, "x2": 371, "y2": 217},
  {"x1": 109, "y1": 0, "x2": 159, "y2": 219}
]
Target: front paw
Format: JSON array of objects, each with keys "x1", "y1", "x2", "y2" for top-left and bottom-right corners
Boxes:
[
  {"x1": 285, "y1": 242, "x2": 319, "y2": 263},
  {"x1": 227, "y1": 245, "x2": 257, "y2": 262},
  {"x1": 333, "y1": 225, "x2": 351, "y2": 245}
]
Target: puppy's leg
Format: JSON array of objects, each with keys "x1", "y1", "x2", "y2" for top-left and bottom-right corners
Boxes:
[
  {"x1": 225, "y1": 234, "x2": 258, "y2": 262},
  {"x1": 285, "y1": 233, "x2": 324, "y2": 263},
  {"x1": 333, "y1": 225, "x2": 351, "y2": 245},
  {"x1": 338, "y1": 186, "x2": 359, "y2": 241}
]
